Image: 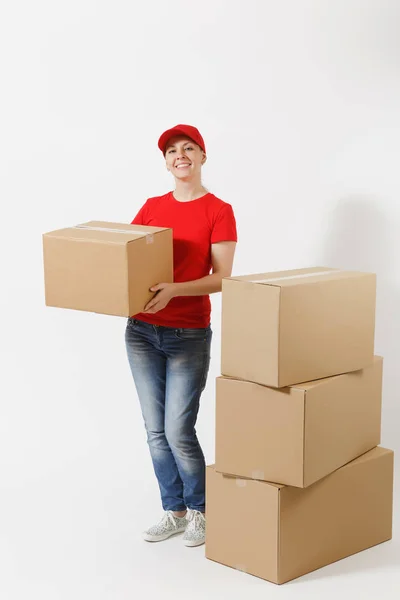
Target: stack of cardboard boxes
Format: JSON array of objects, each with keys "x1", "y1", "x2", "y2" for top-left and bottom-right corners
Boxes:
[{"x1": 205, "y1": 267, "x2": 394, "y2": 585}]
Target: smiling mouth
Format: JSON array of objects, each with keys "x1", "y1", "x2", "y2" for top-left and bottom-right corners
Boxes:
[{"x1": 175, "y1": 163, "x2": 191, "y2": 168}]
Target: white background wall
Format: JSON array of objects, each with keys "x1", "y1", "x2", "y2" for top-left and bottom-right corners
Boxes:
[{"x1": 1, "y1": 1, "x2": 399, "y2": 598}]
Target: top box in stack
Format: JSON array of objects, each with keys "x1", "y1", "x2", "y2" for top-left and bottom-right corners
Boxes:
[
  {"x1": 42, "y1": 221, "x2": 173, "y2": 317},
  {"x1": 221, "y1": 266, "x2": 376, "y2": 388}
]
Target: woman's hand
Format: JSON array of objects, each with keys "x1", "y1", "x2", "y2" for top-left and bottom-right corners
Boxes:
[{"x1": 143, "y1": 283, "x2": 177, "y2": 314}]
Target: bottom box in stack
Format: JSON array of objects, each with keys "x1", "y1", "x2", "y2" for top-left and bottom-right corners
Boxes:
[{"x1": 205, "y1": 447, "x2": 394, "y2": 585}]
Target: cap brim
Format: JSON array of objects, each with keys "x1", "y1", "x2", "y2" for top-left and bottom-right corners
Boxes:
[{"x1": 158, "y1": 128, "x2": 195, "y2": 153}]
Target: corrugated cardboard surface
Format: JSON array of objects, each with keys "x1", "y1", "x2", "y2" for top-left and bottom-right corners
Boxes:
[
  {"x1": 43, "y1": 221, "x2": 173, "y2": 317},
  {"x1": 278, "y1": 447, "x2": 393, "y2": 583},
  {"x1": 215, "y1": 377, "x2": 305, "y2": 487},
  {"x1": 215, "y1": 357, "x2": 382, "y2": 487},
  {"x1": 221, "y1": 267, "x2": 376, "y2": 387},
  {"x1": 221, "y1": 278, "x2": 280, "y2": 386},
  {"x1": 205, "y1": 466, "x2": 281, "y2": 583},
  {"x1": 303, "y1": 356, "x2": 383, "y2": 486},
  {"x1": 278, "y1": 273, "x2": 376, "y2": 386},
  {"x1": 126, "y1": 229, "x2": 173, "y2": 316},
  {"x1": 205, "y1": 447, "x2": 394, "y2": 584}
]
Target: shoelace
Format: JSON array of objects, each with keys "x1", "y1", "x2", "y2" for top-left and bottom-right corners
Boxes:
[
  {"x1": 187, "y1": 510, "x2": 205, "y2": 526},
  {"x1": 162, "y1": 510, "x2": 180, "y2": 528}
]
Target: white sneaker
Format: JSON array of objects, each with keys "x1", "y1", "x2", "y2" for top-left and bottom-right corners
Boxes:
[
  {"x1": 142, "y1": 510, "x2": 188, "y2": 542},
  {"x1": 182, "y1": 509, "x2": 206, "y2": 547}
]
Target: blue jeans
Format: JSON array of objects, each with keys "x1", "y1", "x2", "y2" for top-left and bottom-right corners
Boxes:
[{"x1": 124, "y1": 317, "x2": 212, "y2": 512}]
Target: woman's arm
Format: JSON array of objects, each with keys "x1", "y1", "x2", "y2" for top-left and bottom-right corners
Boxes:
[
  {"x1": 173, "y1": 241, "x2": 237, "y2": 296},
  {"x1": 143, "y1": 241, "x2": 237, "y2": 313}
]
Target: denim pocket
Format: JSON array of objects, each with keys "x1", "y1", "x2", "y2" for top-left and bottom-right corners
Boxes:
[{"x1": 174, "y1": 327, "x2": 211, "y2": 342}]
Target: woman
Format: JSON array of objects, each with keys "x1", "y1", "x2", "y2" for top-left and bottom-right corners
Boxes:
[{"x1": 125, "y1": 124, "x2": 237, "y2": 547}]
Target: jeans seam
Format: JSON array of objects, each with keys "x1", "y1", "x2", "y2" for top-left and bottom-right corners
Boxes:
[{"x1": 199, "y1": 345, "x2": 211, "y2": 393}]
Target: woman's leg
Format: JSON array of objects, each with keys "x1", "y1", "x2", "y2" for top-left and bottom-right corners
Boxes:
[
  {"x1": 162, "y1": 325, "x2": 213, "y2": 513},
  {"x1": 124, "y1": 318, "x2": 186, "y2": 512}
]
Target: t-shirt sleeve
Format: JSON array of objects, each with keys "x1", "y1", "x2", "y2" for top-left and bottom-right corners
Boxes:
[
  {"x1": 211, "y1": 203, "x2": 238, "y2": 243},
  {"x1": 131, "y1": 200, "x2": 149, "y2": 225}
]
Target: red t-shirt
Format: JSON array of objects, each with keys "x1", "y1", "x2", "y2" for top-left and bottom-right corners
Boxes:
[{"x1": 131, "y1": 190, "x2": 237, "y2": 328}]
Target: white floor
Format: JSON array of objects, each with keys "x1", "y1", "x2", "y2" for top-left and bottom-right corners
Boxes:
[{"x1": 1, "y1": 447, "x2": 399, "y2": 600}]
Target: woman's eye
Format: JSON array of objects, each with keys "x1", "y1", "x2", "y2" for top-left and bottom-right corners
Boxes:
[{"x1": 168, "y1": 147, "x2": 192, "y2": 153}]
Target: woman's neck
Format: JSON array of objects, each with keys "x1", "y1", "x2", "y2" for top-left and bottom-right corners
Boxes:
[{"x1": 173, "y1": 180, "x2": 208, "y2": 202}]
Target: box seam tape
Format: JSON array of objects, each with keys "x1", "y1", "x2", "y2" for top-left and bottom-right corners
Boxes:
[
  {"x1": 248, "y1": 269, "x2": 341, "y2": 284},
  {"x1": 72, "y1": 225, "x2": 154, "y2": 244}
]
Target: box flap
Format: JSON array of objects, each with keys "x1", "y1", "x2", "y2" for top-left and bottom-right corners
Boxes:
[{"x1": 226, "y1": 266, "x2": 374, "y2": 288}]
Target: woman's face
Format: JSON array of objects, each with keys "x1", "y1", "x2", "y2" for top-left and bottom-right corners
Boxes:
[{"x1": 164, "y1": 135, "x2": 206, "y2": 180}]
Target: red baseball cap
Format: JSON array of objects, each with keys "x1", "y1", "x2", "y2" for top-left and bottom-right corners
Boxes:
[{"x1": 158, "y1": 124, "x2": 206, "y2": 155}]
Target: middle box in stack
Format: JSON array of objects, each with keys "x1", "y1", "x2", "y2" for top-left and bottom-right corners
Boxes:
[{"x1": 215, "y1": 356, "x2": 382, "y2": 487}]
